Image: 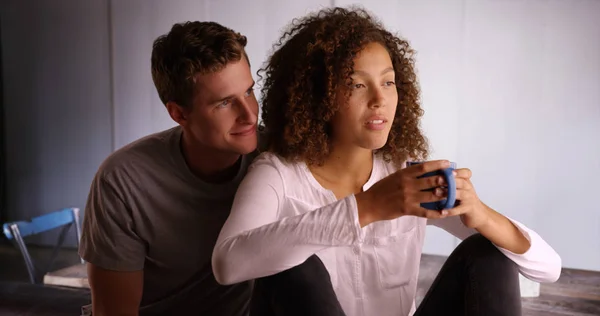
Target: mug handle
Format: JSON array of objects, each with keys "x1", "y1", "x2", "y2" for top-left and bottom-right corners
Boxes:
[{"x1": 441, "y1": 168, "x2": 456, "y2": 209}]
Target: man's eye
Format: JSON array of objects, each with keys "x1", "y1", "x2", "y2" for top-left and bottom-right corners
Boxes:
[{"x1": 217, "y1": 100, "x2": 230, "y2": 108}]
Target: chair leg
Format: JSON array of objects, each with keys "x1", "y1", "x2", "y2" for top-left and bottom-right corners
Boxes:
[
  {"x1": 10, "y1": 224, "x2": 37, "y2": 284},
  {"x1": 72, "y1": 208, "x2": 84, "y2": 264}
]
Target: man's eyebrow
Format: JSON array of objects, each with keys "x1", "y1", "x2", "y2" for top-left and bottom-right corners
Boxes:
[{"x1": 209, "y1": 81, "x2": 256, "y2": 104}]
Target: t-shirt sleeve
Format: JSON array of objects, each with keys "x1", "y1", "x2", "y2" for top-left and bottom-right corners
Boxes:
[{"x1": 78, "y1": 172, "x2": 146, "y2": 271}]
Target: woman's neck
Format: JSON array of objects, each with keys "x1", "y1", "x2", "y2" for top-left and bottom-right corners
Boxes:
[{"x1": 308, "y1": 145, "x2": 374, "y2": 194}]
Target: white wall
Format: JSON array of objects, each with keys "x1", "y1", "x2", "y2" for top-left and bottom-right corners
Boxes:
[
  {"x1": 2, "y1": 0, "x2": 599, "y2": 270},
  {"x1": 458, "y1": 0, "x2": 600, "y2": 271}
]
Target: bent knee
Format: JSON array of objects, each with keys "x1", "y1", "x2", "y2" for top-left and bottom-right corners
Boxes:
[{"x1": 457, "y1": 233, "x2": 515, "y2": 267}]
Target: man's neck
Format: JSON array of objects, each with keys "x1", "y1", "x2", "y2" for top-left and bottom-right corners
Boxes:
[
  {"x1": 180, "y1": 131, "x2": 242, "y2": 183},
  {"x1": 309, "y1": 145, "x2": 374, "y2": 188}
]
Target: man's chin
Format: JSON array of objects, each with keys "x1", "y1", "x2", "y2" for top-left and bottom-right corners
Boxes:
[
  {"x1": 229, "y1": 141, "x2": 258, "y2": 155},
  {"x1": 236, "y1": 147, "x2": 257, "y2": 155}
]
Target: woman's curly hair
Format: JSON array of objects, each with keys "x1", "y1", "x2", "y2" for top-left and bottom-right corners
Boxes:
[{"x1": 258, "y1": 6, "x2": 429, "y2": 166}]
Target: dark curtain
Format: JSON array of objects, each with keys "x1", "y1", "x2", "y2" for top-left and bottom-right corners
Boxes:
[{"x1": 0, "y1": 18, "x2": 6, "y2": 227}]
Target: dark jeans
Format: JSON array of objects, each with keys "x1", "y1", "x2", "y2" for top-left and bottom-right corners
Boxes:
[{"x1": 250, "y1": 233, "x2": 522, "y2": 316}]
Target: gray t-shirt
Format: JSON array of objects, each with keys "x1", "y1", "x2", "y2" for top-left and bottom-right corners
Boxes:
[{"x1": 79, "y1": 126, "x2": 256, "y2": 315}]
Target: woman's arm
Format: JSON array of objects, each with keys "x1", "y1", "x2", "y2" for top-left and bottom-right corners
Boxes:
[
  {"x1": 212, "y1": 158, "x2": 363, "y2": 285},
  {"x1": 428, "y1": 214, "x2": 562, "y2": 283},
  {"x1": 426, "y1": 166, "x2": 561, "y2": 283}
]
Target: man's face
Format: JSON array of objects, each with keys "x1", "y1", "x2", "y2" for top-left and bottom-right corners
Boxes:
[{"x1": 172, "y1": 56, "x2": 259, "y2": 155}]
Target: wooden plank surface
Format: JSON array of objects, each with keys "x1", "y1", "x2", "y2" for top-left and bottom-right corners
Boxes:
[
  {"x1": 43, "y1": 264, "x2": 89, "y2": 289},
  {"x1": 0, "y1": 281, "x2": 90, "y2": 316}
]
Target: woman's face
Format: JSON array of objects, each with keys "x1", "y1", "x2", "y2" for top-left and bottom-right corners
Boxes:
[{"x1": 330, "y1": 42, "x2": 398, "y2": 151}]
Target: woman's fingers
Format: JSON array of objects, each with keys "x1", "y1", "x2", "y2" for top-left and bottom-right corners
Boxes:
[
  {"x1": 453, "y1": 168, "x2": 472, "y2": 179},
  {"x1": 442, "y1": 205, "x2": 467, "y2": 217},
  {"x1": 412, "y1": 189, "x2": 446, "y2": 203},
  {"x1": 454, "y1": 178, "x2": 472, "y2": 190},
  {"x1": 414, "y1": 175, "x2": 446, "y2": 191},
  {"x1": 405, "y1": 160, "x2": 451, "y2": 177},
  {"x1": 422, "y1": 209, "x2": 447, "y2": 219}
]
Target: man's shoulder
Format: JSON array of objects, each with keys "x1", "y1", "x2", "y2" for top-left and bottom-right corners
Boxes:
[
  {"x1": 248, "y1": 151, "x2": 296, "y2": 168},
  {"x1": 97, "y1": 126, "x2": 180, "y2": 179}
]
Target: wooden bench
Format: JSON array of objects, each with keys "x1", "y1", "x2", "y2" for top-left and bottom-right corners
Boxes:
[{"x1": 43, "y1": 263, "x2": 89, "y2": 289}]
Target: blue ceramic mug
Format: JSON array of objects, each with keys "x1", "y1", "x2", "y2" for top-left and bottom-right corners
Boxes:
[{"x1": 407, "y1": 161, "x2": 457, "y2": 211}]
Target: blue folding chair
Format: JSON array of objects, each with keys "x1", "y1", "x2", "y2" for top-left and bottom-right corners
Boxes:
[{"x1": 2, "y1": 207, "x2": 84, "y2": 284}]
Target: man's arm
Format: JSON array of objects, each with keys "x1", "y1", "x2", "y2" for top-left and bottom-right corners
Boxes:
[
  {"x1": 79, "y1": 171, "x2": 147, "y2": 315},
  {"x1": 88, "y1": 264, "x2": 144, "y2": 316}
]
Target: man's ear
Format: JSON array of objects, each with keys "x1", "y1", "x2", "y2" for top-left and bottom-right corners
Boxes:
[{"x1": 166, "y1": 101, "x2": 188, "y2": 126}]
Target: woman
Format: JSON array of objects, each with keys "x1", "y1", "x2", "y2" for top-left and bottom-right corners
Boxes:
[{"x1": 212, "y1": 7, "x2": 561, "y2": 316}]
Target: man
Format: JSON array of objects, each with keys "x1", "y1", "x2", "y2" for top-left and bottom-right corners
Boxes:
[{"x1": 79, "y1": 21, "x2": 259, "y2": 316}]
